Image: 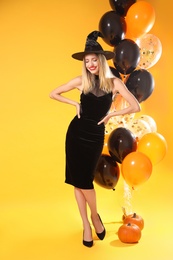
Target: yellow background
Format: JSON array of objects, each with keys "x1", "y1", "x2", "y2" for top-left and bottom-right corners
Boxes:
[{"x1": 0, "y1": 0, "x2": 172, "y2": 259}]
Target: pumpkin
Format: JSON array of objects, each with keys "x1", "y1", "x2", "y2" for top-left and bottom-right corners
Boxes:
[
  {"x1": 118, "y1": 223, "x2": 141, "y2": 243},
  {"x1": 123, "y1": 212, "x2": 144, "y2": 230}
]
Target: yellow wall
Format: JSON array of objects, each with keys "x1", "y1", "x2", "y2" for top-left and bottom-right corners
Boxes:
[{"x1": 0, "y1": 0, "x2": 172, "y2": 205}]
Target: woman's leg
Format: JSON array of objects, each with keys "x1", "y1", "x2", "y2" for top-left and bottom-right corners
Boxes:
[
  {"x1": 74, "y1": 187, "x2": 92, "y2": 242},
  {"x1": 81, "y1": 189, "x2": 104, "y2": 234}
]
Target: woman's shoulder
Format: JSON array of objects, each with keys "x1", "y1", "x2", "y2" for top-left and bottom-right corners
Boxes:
[
  {"x1": 112, "y1": 76, "x2": 122, "y2": 83},
  {"x1": 70, "y1": 75, "x2": 82, "y2": 83},
  {"x1": 112, "y1": 77, "x2": 124, "y2": 89},
  {"x1": 68, "y1": 75, "x2": 82, "y2": 90}
]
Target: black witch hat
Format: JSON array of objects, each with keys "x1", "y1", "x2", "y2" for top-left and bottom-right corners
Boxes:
[{"x1": 72, "y1": 31, "x2": 114, "y2": 61}]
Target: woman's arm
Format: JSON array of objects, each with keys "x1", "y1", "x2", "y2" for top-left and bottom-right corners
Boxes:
[
  {"x1": 49, "y1": 76, "x2": 82, "y2": 118},
  {"x1": 98, "y1": 77, "x2": 141, "y2": 125},
  {"x1": 111, "y1": 77, "x2": 141, "y2": 115}
]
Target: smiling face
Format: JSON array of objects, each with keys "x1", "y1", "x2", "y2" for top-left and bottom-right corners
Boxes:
[{"x1": 84, "y1": 54, "x2": 100, "y2": 75}]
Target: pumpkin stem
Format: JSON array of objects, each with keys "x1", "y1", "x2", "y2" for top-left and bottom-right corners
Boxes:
[{"x1": 132, "y1": 213, "x2": 137, "y2": 218}]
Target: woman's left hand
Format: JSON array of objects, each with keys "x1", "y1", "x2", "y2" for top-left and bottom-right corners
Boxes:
[{"x1": 97, "y1": 114, "x2": 110, "y2": 125}]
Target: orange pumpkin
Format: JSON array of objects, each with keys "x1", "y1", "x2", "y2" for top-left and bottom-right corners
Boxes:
[
  {"x1": 118, "y1": 223, "x2": 141, "y2": 243},
  {"x1": 123, "y1": 213, "x2": 144, "y2": 230}
]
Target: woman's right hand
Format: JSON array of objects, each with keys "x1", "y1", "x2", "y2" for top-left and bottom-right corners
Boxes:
[{"x1": 76, "y1": 103, "x2": 81, "y2": 118}]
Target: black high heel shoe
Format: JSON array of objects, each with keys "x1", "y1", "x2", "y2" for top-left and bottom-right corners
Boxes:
[
  {"x1": 96, "y1": 214, "x2": 106, "y2": 240},
  {"x1": 83, "y1": 230, "x2": 93, "y2": 248}
]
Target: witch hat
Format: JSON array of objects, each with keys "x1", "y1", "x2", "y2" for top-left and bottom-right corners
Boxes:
[{"x1": 72, "y1": 31, "x2": 114, "y2": 61}]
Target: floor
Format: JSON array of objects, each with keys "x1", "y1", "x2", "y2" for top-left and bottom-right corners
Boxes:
[{"x1": 0, "y1": 161, "x2": 172, "y2": 260}]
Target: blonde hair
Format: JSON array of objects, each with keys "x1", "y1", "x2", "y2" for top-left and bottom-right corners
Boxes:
[{"x1": 82, "y1": 54, "x2": 115, "y2": 94}]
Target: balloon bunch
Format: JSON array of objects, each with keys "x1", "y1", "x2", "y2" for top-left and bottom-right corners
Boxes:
[
  {"x1": 102, "y1": 16, "x2": 161, "y2": 134},
  {"x1": 94, "y1": 0, "x2": 167, "y2": 193},
  {"x1": 99, "y1": 0, "x2": 161, "y2": 75},
  {"x1": 95, "y1": 123, "x2": 167, "y2": 191},
  {"x1": 100, "y1": 0, "x2": 162, "y2": 134}
]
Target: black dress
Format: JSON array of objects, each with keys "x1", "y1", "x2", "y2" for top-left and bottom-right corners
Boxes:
[{"x1": 65, "y1": 82, "x2": 113, "y2": 189}]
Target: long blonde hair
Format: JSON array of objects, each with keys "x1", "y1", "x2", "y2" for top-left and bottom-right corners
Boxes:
[{"x1": 82, "y1": 54, "x2": 115, "y2": 94}]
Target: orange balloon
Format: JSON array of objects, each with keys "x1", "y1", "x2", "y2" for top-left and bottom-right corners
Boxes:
[
  {"x1": 126, "y1": 1, "x2": 155, "y2": 38},
  {"x1": 121, "y1": 151, "x2": 152, "y2": 189},
  {"x1": 137, "y1": 132, "x2": 167, "y2": 165}
]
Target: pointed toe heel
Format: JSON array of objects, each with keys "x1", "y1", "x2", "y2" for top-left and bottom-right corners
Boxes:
[
  {"x1": 83, "y1": 230, "x2": 93, "y2": 248},
  {"x1": 96, "y1": 214, "x2": 106, "y2": 240},
  {"x1": 83, "y1": 239, "x2": 93, "y2": 248},
  {"x1": 96, "y1": 228, "x2": 106, "y2": 240}
]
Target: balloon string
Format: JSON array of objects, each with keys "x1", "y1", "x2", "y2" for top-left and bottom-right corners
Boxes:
[{"x1": 123, "y1": 181, "x2": 133, "y2": 215}]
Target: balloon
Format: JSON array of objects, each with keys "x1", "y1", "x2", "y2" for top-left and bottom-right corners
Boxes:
[
  {"x1": 126, "y1": 1, "x2": 155, "y2": 38},
  {"x1": 105, "y1": 94, "x2": 136, "y2": 134},
  {"x1": 108, "y1": 127, "x2": 137, "y2": 163},
  {"x1": 94, "y1": 154, "x2": 120, "y2": 189},
  {"x1": 138, "y1": 115, "x2": 157, "y2": 132},
  {"x1": 125, "y1": 69, "x2": 155, "y2": 102},
  {"x1": 113, "y1": 39, "x2": 140, "y2": 74},
  {"x1": 99, "y1": 11, "x2": 126, "y2": 46},
  {"x1": 105, "y1": 94, "x2": 127, "y2": 134},
  {"x1": 109, "y1": 0, "x2": 136, "y2": 17},
  {"x1": 111, "y1": 94, "x2": 135, "y2": 125},
  {"x1": 110, "y1": 66, "x2": 122, "y2": 79},
  {"x1": 137, "y1": 132, "x2": 167, "y2": 165},
  {"x1": 136, "y1": 34, "x2": 162, "y2": 69},
  {"x1": 105, "y1": 119, "x2": 119, "y2": 135},
  {"x1": 127, "y1": 118, "x2": 151, "y2": 141},
  {"x1": 121, "y1": 151, "x2": 152, "y2": 189}
]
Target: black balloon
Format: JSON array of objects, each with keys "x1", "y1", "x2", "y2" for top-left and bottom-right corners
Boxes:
[
  {"x1": 110, "y1": 66, "x2": 122, "y2": 79},
  {"x1": 99, "y1": 11, "x2": 126, "y2": 46},
  {"x1": 94, "y1": 154, "x2": 120, "y2": 190},
  {"x1": 125, "y1": 69, "x2": 155, "y2": 102},
  {"x1": 109, "y1": 0, "x2": 136, "y2": 16},
  {"x1": 108, "y1": 127, "x2": 137, "y2": 163},
  {"x1": 113, "y1": 39, "x2": 140, "y2": 74}
]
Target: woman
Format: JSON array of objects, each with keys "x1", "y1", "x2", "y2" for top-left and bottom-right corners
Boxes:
[{"x1": 50, "y1": 31, "x2": 141, "y2": 247}]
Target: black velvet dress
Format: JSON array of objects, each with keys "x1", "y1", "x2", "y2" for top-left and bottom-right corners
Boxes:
[{"x1": 65, "y1": 81, "x2": 113, "y2": 189}]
